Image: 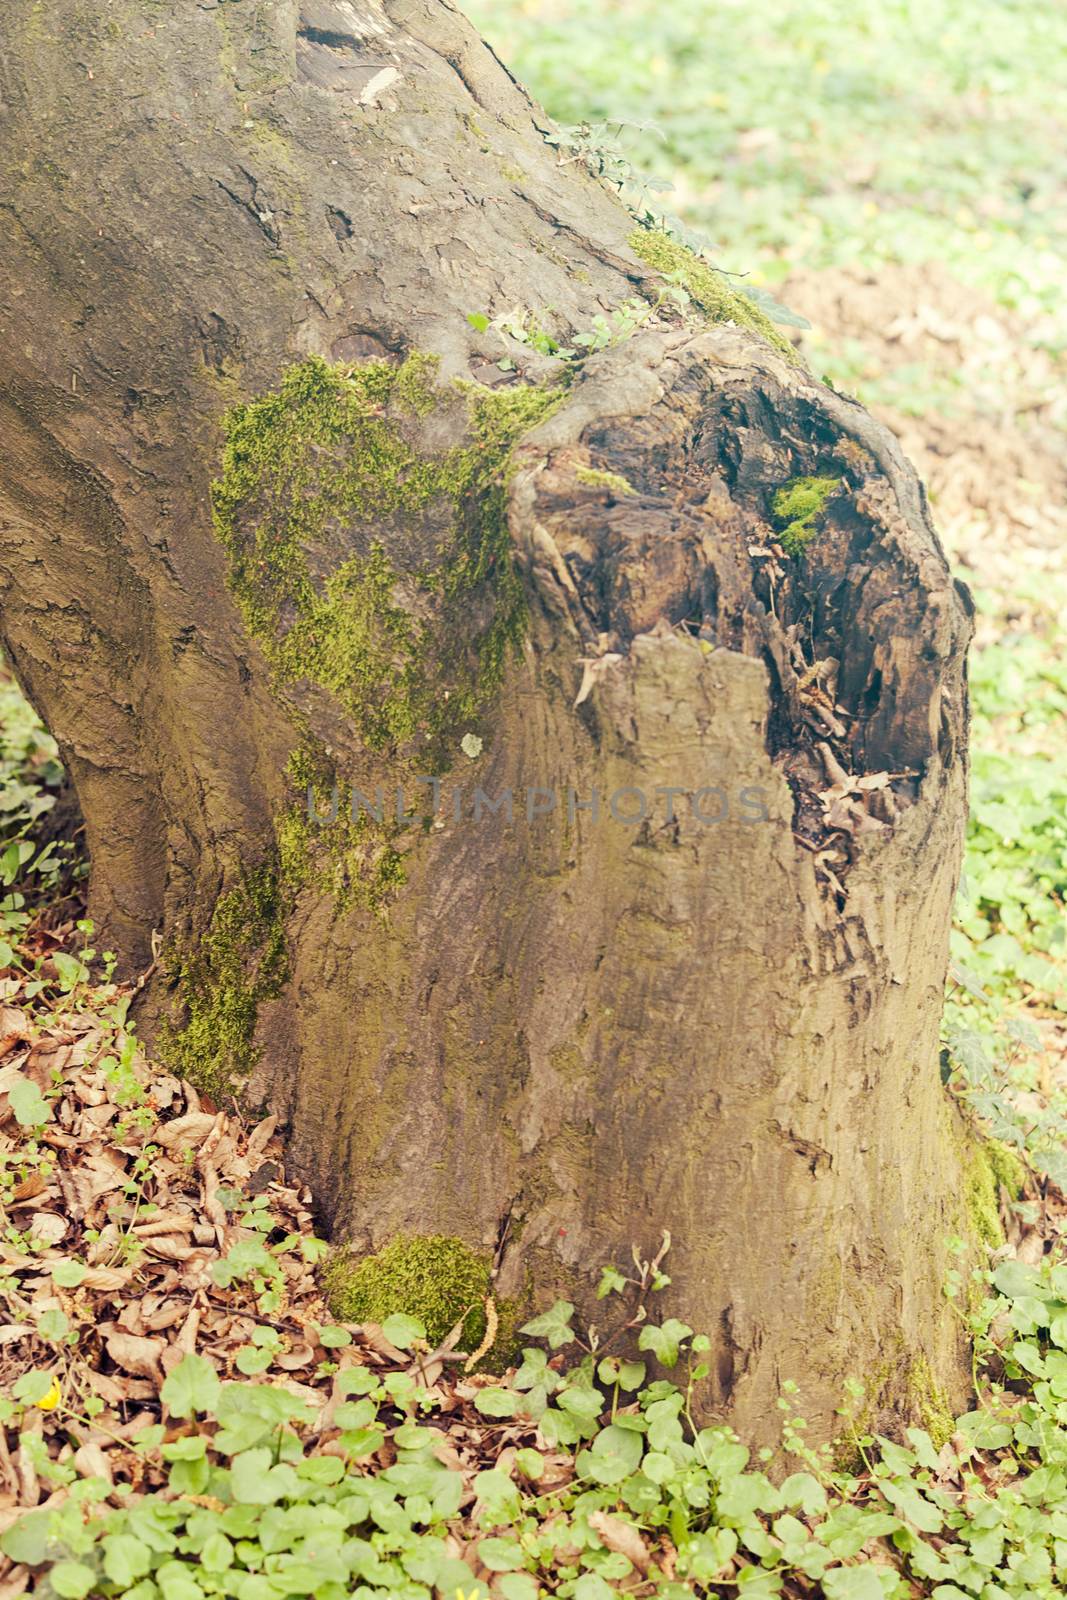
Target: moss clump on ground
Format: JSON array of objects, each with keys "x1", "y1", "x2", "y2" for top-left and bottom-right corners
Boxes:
[
  {"x1": 628, "y1": 226, "x2": 799, "y2": 363},
  {"x1": 574, "y1": 464, "x2": 635, "y2": 497},
  {"x1": 212, "y1": 354, "x2": 559, "y2": 760},
  {"x1": 158, "y1": 863, "x2": 289, "y2": 1098},
  {"x1": 324, "y1": 1234, "x2": 493, "y2": 1347},
  {"x1": 771, "y1": 474, "x2": 840, "y2": 554}
]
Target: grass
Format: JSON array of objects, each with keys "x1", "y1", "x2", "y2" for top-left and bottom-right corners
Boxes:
[{"x1": 466, "y1": 0, "x2": 1067, "y2": 338}]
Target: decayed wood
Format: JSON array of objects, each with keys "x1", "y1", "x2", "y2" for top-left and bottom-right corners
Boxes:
[{"x1": 0, "y1": 0, "x2": 975, "y2": 1441}]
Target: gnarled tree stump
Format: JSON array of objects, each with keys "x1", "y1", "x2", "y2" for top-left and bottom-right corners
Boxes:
[{"x1": 0, "y1": 0, "x2": 977, "y2": 1441}]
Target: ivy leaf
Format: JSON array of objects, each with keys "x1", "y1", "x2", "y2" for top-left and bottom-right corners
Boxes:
[
  {"x1": 739, "y1": 281, "x2": 811, "y2": 329},
  {"x1": 472, "y1": 1467, "x2": 521, "y2": 1527},
  {"x1": 683, "y1": 1527, "x2": 739, "y2": 1581},
  {"x1": 13, "y1": 1369, "x2": 55, "y2": 1405},
  {"x1": 50, "y1": 1562, "x2": 97, "y2": 1599},
  {"x1": 200, "y1": 1532, "x2": 235, "y2": 1572},
  {"x1": 381, "y1": 1312, "x2": 426, "y2": 1349},
  {"x1": 579, "y1": 1422, "x2": 643, "y2": 1484},
  {"x1": 822, "y1": 1566, "x2": 888, "y2": 1600},
  {"x1": 235, "y1": 1346, "x2": 273, "y2": 1375},
  {"x1": 51, "y1": 1259, "x2": 87, "y2": 1288},
  {"x1": 160, "y1": 1353, "x2": 221, "y2": 1419},
  {"x1": 161, "y1": 1437, "x2": 207, "y2": 1462},
  {"x1": 903, "y1": 1429, "x2": 942, "y2": 1473},
  {"x1": 8, "y1": 1077, "x2": 50, "y2": 1127},
  {"x1": 230, "y1": 1448, "x2": 299, "y2": 1504},
  {"x1": 780, "y1": 1471, "x2": 827, "y2": 1517},
  {"x1": 556, "y1": 1383, "x2": 603, "y2": 1421},
  {"x1": 474, "y1": 1387, "x2": 521, "y2": 1418},
  {"x1": 574, "y1": 1573, "x2": 615, "y2": 1600},
  {"x1": 955, "y1": 1409, "x2": 1012, "y2": 1450},
  {"x1": 477, "y1": 1536, "x2": 524, "y2": 1572},
  {"x1": 317, "y1": 1324, "x2": 352, "y2": 1348},
  {"x1": 497, "y1": 1576, "x2": 539, "y2": 1600},
  {"x1": 520, "y1": 1300, "x2": 576, "y2": 1350},
  {"x1": 992, "y1": 1259, "x2": 1046, "y2": 1301},
  {"x1": 641, "y1": 1450, "x2": 676, "y2": 1485},
  {"x1": 638, "y1": 1317, "x2": 693, "y2": 1367},
  {"x1": 103, "y1": 1534, "x2": 152, "y2": 1586},
  {"x1": 878, "y1": 1477, "x2": 942, "y2": 1533},
  {"x1": 1032, "y1": 1146, "x2": 1067, "y2": 1189},
  {"x1": 514, "y1": 1447, "x2": 543, "y2": 1479},
  {"x1": 37, "y1": 1308, "x2": 70, "y2": 1342},
  {"x1": 52, "y1": 951, "x2": 89, "y2": 990},
  {"x1": 0, "y1": 1508, "x2": 51, "y2": 1565},
  {"x1": 716, "y1": 1471, "x2": 782, "y2": 1522}
]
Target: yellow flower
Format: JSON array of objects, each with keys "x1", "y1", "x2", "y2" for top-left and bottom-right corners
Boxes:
[{"x1": 36, "y1": 1377, "x2": 62, "y2": 1411}]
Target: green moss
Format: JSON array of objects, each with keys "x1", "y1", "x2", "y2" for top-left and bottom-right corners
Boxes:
[
  {"x1": 158, "y1": 863, "x2": 289, "y2": 1098},
  {"x1": 212, "y1": 355, "x2": 559, "y2": 762},
  {"x1": 239, "y1": 118, "x2": 296, "y2": 168},
  {"x1": 986, "y1": 1138, "x2": 1026, "y2": 1200},
  {"x1": 771, "y1": 474, "x2": 840, "y2": 555},
  {"x1": 391, "y1": 350, "x2": 441, "y2": 417},
  {"x1": 832, "y1": 1335, "x2": 957, "y2": 1467},
  {"x1": 188, "y1": 357, "x2": 560, "y2": 1047},
  {"x1": 628, "y1": 226, "x2": 799, "y2": 363},
  {"x1": 324, "y1": 1234, "x2": 494, "y2": 1348},
  {"x1": 464, "y1": 113, "x2": 493, "y2": 151},
  {"x1": 905, "y1": 1355, "x2": 955, "y2": 1450},
  {"x1": 965, "y1": 1136, "x2": 1025, "y2": 1248},
  {"x1": 574, "y1": 465, "x2": 635, "y2": 497},
  {"x1": 276, "y1": 541, "x2": 422, "y2": 750},
  {"x1": 831, "y1": 1359, "x2": 894, "y2": 1472},
  {"x1": 276, "y1": 746, "x2": 409, "y2": 916}
]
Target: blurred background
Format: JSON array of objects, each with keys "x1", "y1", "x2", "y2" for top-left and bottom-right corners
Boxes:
[{"x1": 463, "y1": 0, "x2": 1067, "y2": 1174}]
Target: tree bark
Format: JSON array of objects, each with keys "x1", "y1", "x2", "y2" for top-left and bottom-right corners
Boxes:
[{"x1": 0, "y1": 0, "x2": 979, "y2": 1442}]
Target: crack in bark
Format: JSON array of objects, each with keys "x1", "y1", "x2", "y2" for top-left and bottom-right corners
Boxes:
[
  {"x1": 213, "y1": 175, "x2": 280, "y2": 247},
  {"x1": 298, "y1": 24, "x2": 363, "y2": 49}
]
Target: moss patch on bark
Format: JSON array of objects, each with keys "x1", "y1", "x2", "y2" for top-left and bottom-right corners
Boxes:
[
  {"x1": 276, "y1": 743, "x2": 409, "y2": 916},
  {"x1": 905, "y1": 1354, "x2": 956, "y2": 1449},
  {"x1": 158, "y1": 863, "x2": 289, "y2": 1099},
  {"x1": 771, "y1": 475, "x2": 841, "y2": 554},
  {"x1": 161, "y1": 358, "x2": 561, "y2": 1091},
  {"x1": 574, "y1": 465, "x2": 635, "y2": 497},
  {"x1": 212, "y1": 354, "x2": 559, "y2": 760},
  {"x1": 965, "y1": 1136, "x2": 1026, "y2": 1247},
  {"x1": 628, "y1": 226, "x2": 799, "y2": 363}
]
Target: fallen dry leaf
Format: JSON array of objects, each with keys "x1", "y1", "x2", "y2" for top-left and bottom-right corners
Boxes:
[
  {"x1": 588, "y1": 1510, "x2": 652, "y2": 1573},
  {"x1": 100, "y1": 1325, "x2": 166, "y2": 1383}
]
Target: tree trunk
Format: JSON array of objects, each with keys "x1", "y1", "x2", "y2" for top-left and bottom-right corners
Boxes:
[{"x1": 0, "y1": 0, "x2": 980, "y2": 1442}]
